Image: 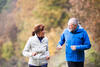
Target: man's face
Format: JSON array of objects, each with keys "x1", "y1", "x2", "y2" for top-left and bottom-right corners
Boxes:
[{"x1": 68, "y1": 23, "x2": 77, "y2": 32}]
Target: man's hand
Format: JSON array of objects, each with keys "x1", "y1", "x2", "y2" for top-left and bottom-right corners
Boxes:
[
  {"x1": 56, "y1": 45, "x2": 62, "y2": 50},
  {"x1": 32, "y1": 52, "x2": 37, "y2": 56},
  {"x1": 71, "y1": 46, "x2": 76, "y2": 50},
  {"x1": 46, "y1": 56, "x2": 50, "y2": 60}
]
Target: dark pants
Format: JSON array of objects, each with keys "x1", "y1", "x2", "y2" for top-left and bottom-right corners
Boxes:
[
  {"x1": 29, "y1": 64, "x2": 48, "y2": 67},
  {"x1": 67, "y1": 62, "x2": 84, "y2": 67}
]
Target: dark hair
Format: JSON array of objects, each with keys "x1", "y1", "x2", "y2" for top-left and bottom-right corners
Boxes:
[{"x1": 32, "y1": 24, "x2": 45, "y2": 36}]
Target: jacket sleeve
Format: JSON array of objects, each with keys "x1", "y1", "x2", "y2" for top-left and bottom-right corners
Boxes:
[
  {"x1": 57, "y1": 32, "x2": 65, "y2": 46},
  {"x1": 22, "y1": 38, "x2": 32, "y2": 57},
  {"x1": 76, "y1": 30, "x2": 91, "y2": 50}
]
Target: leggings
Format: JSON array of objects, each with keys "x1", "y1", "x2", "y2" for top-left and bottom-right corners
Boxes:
[{"x1": 29, "y1": 63, "x2": 48, "y2": 67}]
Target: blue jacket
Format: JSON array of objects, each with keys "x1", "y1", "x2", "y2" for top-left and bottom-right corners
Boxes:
[{"x1": 58, "y1": 25, "x2": 91, "y2": 62}]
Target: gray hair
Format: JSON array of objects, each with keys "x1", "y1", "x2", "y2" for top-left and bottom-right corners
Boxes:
[{"x1": 68, "y1": 18, "x2": 79, "y2": 25}]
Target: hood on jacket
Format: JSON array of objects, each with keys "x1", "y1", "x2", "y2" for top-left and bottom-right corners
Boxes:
[{"x1": 67, "y1": 24, "x2": 84, "y2": 33}]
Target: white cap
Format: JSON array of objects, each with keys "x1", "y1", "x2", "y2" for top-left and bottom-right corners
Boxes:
[{"x1": 68, "y1": 18, "x2": 79, "y2": 25}]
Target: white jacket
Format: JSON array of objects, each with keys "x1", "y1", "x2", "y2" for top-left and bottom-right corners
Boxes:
[{"x1": 22, "y1": 34, "x2": 49, "y2": 66}]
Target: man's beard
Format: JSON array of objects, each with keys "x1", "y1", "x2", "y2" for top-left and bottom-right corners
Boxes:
[{"x1": 69, "y1": 28, "x2": 74, "y2": 32}]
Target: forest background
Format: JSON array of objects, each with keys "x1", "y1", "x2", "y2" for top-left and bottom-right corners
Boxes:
[{"x1": 0, "y1": 0, "x2": 100, "y2": 67}]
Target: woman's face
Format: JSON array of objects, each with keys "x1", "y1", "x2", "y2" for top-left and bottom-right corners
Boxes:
[{"x1": 37, "y1": 30, "x2": 45, "y2": 37}]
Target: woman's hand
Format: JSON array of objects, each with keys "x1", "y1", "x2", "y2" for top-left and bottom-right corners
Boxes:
[
  {"x1": 32, "y1": 52, "x2": 37, "y2": 56},
  {"x1": 46, "y1": 56, "x2": 50, "y2": 60}
]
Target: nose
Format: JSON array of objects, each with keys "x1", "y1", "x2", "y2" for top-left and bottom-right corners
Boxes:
[{"x1": 42, "y1": 30, "x2": 45, "y2": 35}]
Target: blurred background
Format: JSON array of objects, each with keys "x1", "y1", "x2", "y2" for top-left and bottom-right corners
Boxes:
[{"x1": 0, "y1": 0, "x2": 100, "y2": 67}]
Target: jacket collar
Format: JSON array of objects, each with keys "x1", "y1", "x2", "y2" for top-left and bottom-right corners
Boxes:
[{"x1": 34, "y1": 34, "x2": 46, "y2": 42}]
